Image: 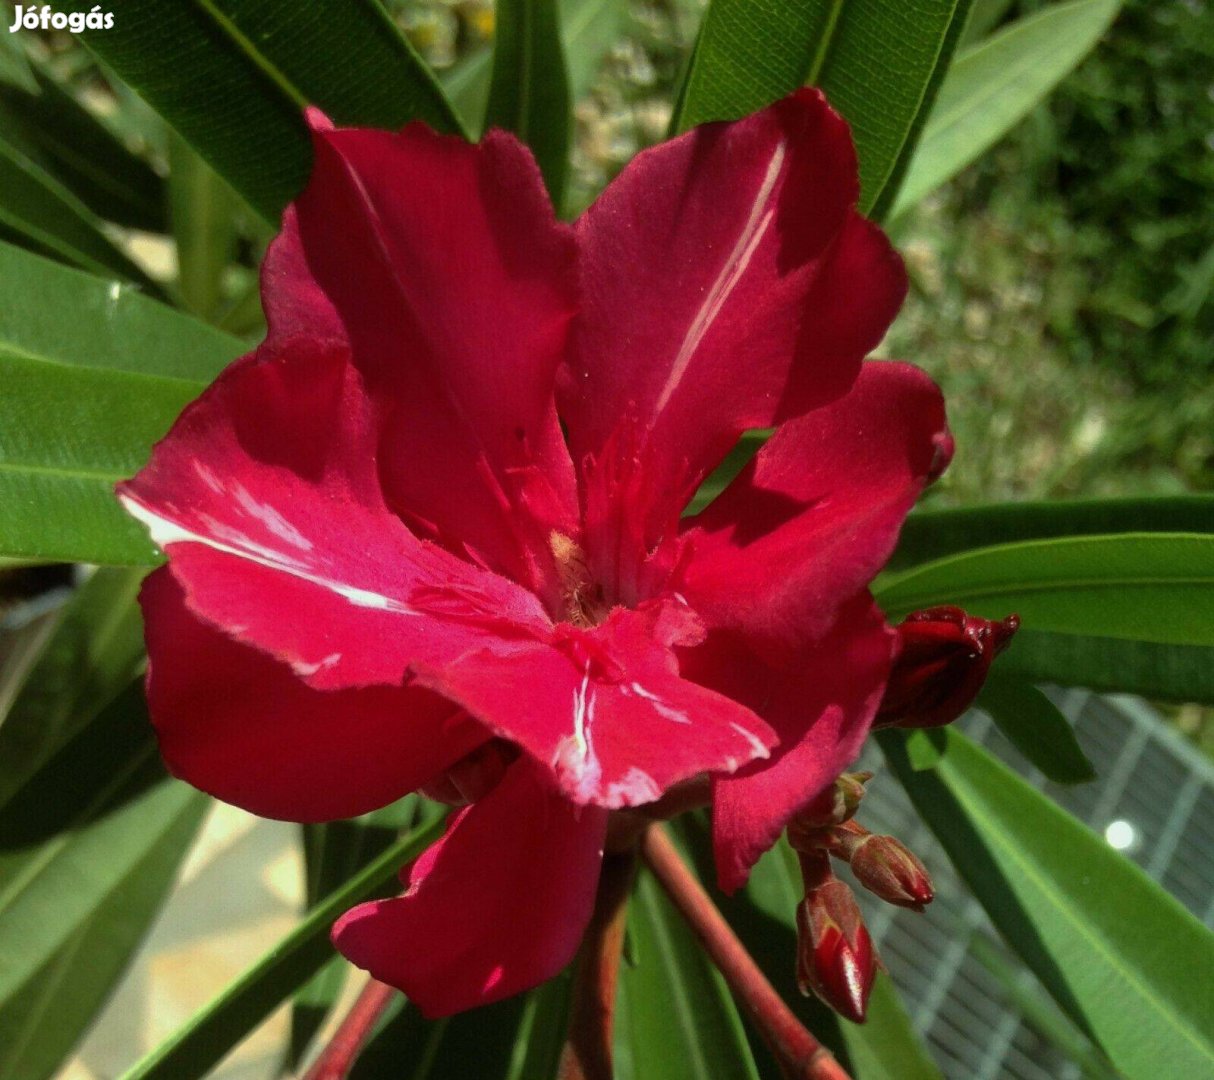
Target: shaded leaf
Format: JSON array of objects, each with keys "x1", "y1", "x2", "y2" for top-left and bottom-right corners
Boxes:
[
  {"x1": 976, "y1": 672, "x2": 1096, "y2": 785},
  {"x1": 0, "y1": 62, "x2": 166, "y2": 231},
  {"x1": 121, "y1": 814, "x2": 446, "y2": 1080},
  {"x1": 671, "y1": 0, "x2": 974, "y2": 217},
  {"x1": 0, "y1": 684, "x2": 208, "y2": 1060},
  {"x1": 617, "y1": 866, "x2": 760, "y2": 1080},
  {"x1": 0, "y1": 31, "x2": 37, "y2": 93},
  {"x1": 66, "y1": 0, "x2": 464, "y2": 222},
  {"x1": 881, "y1": 727, "x2": 1214, "y2": 1079},
  {"x1": 890, "y1": 0, "x2": 1122, "y2": 218},
  {"x1": 0, "y1": 127, "x2": 159, "y2": 287},
  {"x1": 0, "y1": 567, "x2": 145, "y2": 811},
  {"x1": 486, "y1": 0, "x2": 571, "y2": 205},
  {"x1": 998, "y1": 630, "x2": 1214, "y2": 706},
  {"x1": 876, "y1": 533, "x2": 1214, "y2": 646},
  {"x1": 890, "y1": 495, "x2": 1214, "y2": 571}
]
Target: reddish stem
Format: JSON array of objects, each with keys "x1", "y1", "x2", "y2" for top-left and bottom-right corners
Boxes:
[
  {"x1": 302, "y1": 976, "x2": 395, "y2": 1080},
  {"x1": 640, "y1": 825, "x2": 853, "y2": 1080},
  {"x1": 557, "y1": 850, "x2": 638, "y2": 1080}
]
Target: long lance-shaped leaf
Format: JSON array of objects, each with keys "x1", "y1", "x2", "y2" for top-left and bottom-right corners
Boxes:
[
  {"x1": 880, "y1": 728, "x2": 1214, "y2": 1079},
  {"x1": 62, "y1": 0, "x2": 464, "y2": 223},
  {"x1": 0, "y1": 62, "x2": 166, "y2": 232},
  {"x1": 0, "y1": 128, "x2": 159, "y2": 289},
  {"x1": 0, "y1": 759, "x2": 203, "y2": 1080},
  {"x1": 486, "y1": 0, "x2": 571, "y2": 206},
  {"x1": 442, "y1": 0, "x2": 623, "y2": 141},
  {"x1": 875, "y1": 533, "x2": 1214, "y2": 646},
  {"x1": 617, "y1": 864, "x2": 761, "y2": 1080},
  {"x1": 890, "y1": 0, "x2": 1122, "y2": 219},
  {"x1": 975, "y1": 672, "x2": 1095, "y2": 785},
  {"x1": 890, "y1": 494, "x2": 1214, "y2": 571},
  {"x1": 998, "y1": 631, "x2": 1214, "y2": 706},
  {"x1": 0, "y1": 242, "x2": 240, "y2": 565},
  {"x1": 0, "y1": 567, "x2": 146, "y2": 812},
  {"x1": 0, "y1": 685, "x2": 209, "y2": 1048},
  {"x1": 120, "y1": 814, "x2": 446, "y2": 1080},
  {"x1": 670, "y1": 0, "x2": 974, "y2": 217}
]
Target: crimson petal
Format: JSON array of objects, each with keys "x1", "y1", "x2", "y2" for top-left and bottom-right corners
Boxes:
[
  {"x1": 263, "y1": 112, "x2": 580, "y2": 604},
  {"x1": 119, "y1": 342, "x2": 552, "y2": 692},
  {"x1": 334, "y1": 760, "x2": 607, "y2": 1017},
  {"x1": 561, "y1": 90, "x2": 906, "y2": 599},
  {"x1": 679, "y1": 361, "x2": 950, "y2": 662},
  {"x1": 141, "y1": 569, "x2": 486, "y2": 821},
  {"x1": 688, "y1": 597, "x2": 894, "y2": 893},
  {"x1": 410, "y1": 604, "x2": 776, "y2": 809}
]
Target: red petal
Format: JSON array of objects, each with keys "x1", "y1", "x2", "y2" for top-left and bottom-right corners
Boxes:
[
  {"x1": 561, "y1": 90, "x2": 905, "y2": 598},
  {"x1": 412, "y1": 604, "x2": 776, "y2": 809},
  {"x1": 692, "y1": 597, "x2": 895, "y2": 893},
  {"x1": 334, "y1": 760, "x2": 607, "y2": 1017},
  {"x1": 119, "y1": 342, "x2": 552, "y2": 691},
  {"x1": 680, "y1": 361, "x2": 950, "y2": 661},
  {"x1": 141, "y1": 569, "x2": 486, "y2": 821},
  {"x1": 263, "y1": 115, "x2": 579, "y2": 603}
]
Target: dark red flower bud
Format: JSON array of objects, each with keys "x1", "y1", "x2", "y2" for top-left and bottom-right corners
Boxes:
[
  {"x1": 875, "y1": 605, "x2": 1019, "y2": 729},
  {"x1": 795, "y1": 851, "x2": 878, "y2": 1022},
  {"x1": 848, "y1": 834, "x2": 934, "y2": 912}
]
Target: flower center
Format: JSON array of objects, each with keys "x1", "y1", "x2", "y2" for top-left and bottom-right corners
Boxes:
[{"x1": 549, "y1": 531, "x2": 610, "y2": 627}]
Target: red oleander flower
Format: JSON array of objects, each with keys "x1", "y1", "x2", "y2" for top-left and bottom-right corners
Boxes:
[{"x1": 119, "y1": 89, "x2": 952, "y2": 1017}]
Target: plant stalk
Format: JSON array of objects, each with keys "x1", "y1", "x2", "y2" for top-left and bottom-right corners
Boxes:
[
  {"x1": 557, "y1": 849, "x2": 638, "y2": 1080},
  {"x1": 640, "y1": 825, "x2": 853, "y2": 1080},
  {"x1": 302, "y1": 976, "x2": 395, "y2": 1080}
]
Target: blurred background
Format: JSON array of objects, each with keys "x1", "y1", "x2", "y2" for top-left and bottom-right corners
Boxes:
[{"x1": 0, "y1": 1, "x2": 1210, "y2": 1076}]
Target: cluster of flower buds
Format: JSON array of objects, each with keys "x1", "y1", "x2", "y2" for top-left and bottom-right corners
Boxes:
[
  {"x1": 875, "y1": 605, "x2": 1019, "y2": 729},
  {"x1": 788, "y1": 772, "x2": 934, "y2": 1022}
]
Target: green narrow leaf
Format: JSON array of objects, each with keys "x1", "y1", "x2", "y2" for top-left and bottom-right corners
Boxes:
[
  {"x1": 0, "y1": 29, "x2": 37, "y2": 93},
  {"x1": 168, "y1": 133, "x2": 241, "y2": 321},
  {"x1": 287, "y1": 812, "x2": 410, "y2": 1070},
  {"x1": 121, "y1": 814, "x2": 447, "y2": 1080},
  {"x1": 881, "y1": 727, "x2": 1214, "y2": 1079},
  {"x1": 976, "y1": 672, "x2": 1096, "y2": 785},
  {"x1": 0, "y1": 685, "x2": 208, "y2": 1045},
  {"x1": 443, "y1": 0, "x2": 621, "y2": 142},
  {"x1": 890, "y1": 0, "x2": 1122, "y2": 218},
  {"x1": 65, "y1": 0, "x2": 465, "y2": 222},
  {"x1": 876, "y1": 533, "x2": 1214, "y2": 646},
  {"x1": 890, "y1": 495, "x2": 1214, "y2": 571},
  {"x1": 0, "y1": 567, "x2": 146, "y2": 811},
  {"x1": 0, "y1": 242, "x2": 240, "y2": 565},
  {"x1": 0, "y1": 784, "x2": 204, "y2": 1080},
  {"x1": 959, "y1": 0, "x2": 1015, "y2": 45},
  {"x1": 670, "y1": 0, "x2": 974, "y2": 217},
  {"x1": 0, "y1": 62, "x2": 166, "y2": 232},
  {"x1": 0, "y1": 128, "x2": 160, "y2": 288},
  {"x1": 486, "y1": 0, "x2": 571, "y2": 206},
  {"x1": 840, "y1": 973, "x2": 942, "y2": 1080},
  {"x1": 998, "y1": 631, "x2": 1214, "y2": 706},
  {"x1": 619, "y1": 868, "x2": 761, "y2": 1080}
]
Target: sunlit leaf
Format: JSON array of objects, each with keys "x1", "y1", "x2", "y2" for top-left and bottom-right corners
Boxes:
[
  {"x1": 882, "y1": 727, "x2": 1214, "y2": 1079},
  {"x1": 64, "y1": 0, "x2": 464, "y2": 221},
  {"x1": 890, "y1": 0, "x2": 1122, "y2": 217},
  {"x1": 671, "y1": 0, "x2": 974, "y2": 217},
  {"x1": 876, "y1": 534, "x2": 1214, "y2": 646},
  {"x1": 0, "y1": 242, "x2": 239, "y2": 565}
]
